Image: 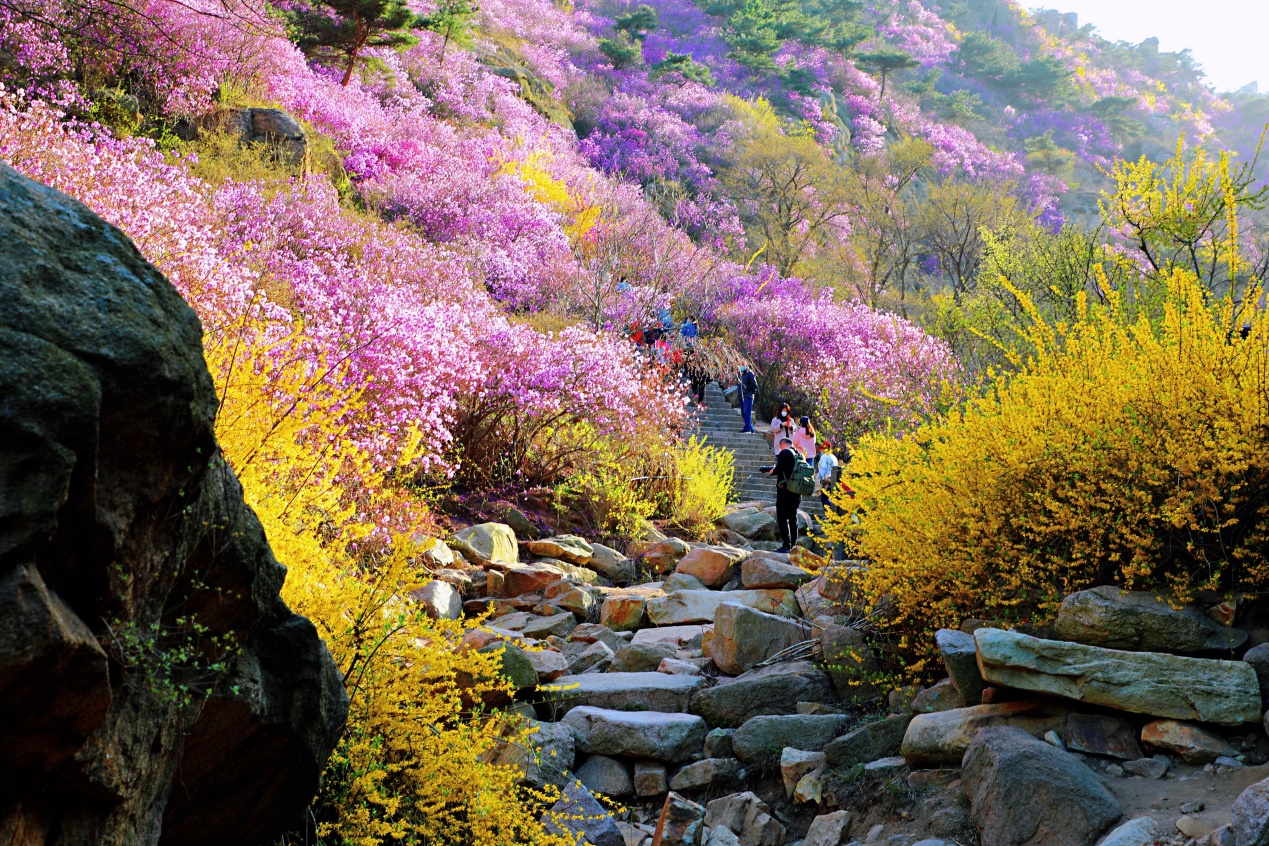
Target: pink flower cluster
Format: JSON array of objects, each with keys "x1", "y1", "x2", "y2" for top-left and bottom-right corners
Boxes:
[
  {"x1": 0, "y1": 92, "x2": 685, "y2": 479},
  {"x1": 717, "y1": 284, "x2": 957, "y2": 436}
]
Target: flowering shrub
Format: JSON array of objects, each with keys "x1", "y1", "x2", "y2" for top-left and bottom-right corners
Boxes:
[
  {"x1": 717, "y1": 286, "x2": 957, "y2": 439},
  {"x1": 829, "y1": 272, "x2": 1269, "y2": 670},
  {"x1": 205, "y1": 317, "x2": 572, "y2": 845}
]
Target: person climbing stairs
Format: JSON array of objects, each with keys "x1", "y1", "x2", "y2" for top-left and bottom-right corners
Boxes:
[{"x1": 692, "y1": 382, "x2": 824, "y2": 518}]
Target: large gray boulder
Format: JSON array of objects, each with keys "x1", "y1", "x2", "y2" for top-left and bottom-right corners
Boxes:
[
  {"x1": 410, "y1": 580, "x2": 462, "y2": 620},
  {"x1": 451, "y1": 522, "x2": 519, "y2": 567},
  {"x1": 901, "y1": 701, "x2": 1071, "y2": 767},
  {"x1": 527, "y1": 534, "x2": 594, "y2": 565},
  {"x1": 0, "y1": 164, "x2": 346, "y2": 846},
  {"x1": 586, "y1": 542, "x2": 637, "y2": 584},
  {"x1": 731, "y1": 714, "x2": 848, "y2": 763},
  {"x1": 1231, "y1": 776, "x2": 1269, "y2": 846},
  {"x1": 962, "y1": 727, "x2": 1121, "y2": 846},
  {"x1": 542, "y1": 672, "x2": 705, "y2": 715},
  {"x1": 691, "y1": 661, "x2": 838, "y2": 727},
  {"x1": 1242, "y1": 642, "x2": 1269, "y2": 700},
  {"x1": 974, "y1": 628, "x2": 1261, "y2": 725},
  {"x1": 742, "y1": 555, "x2": 816, "y2": 590},
  {"x1": 710, "y1": 602, "x2": 813, "y2": 675},
  {"x1": 577, "y1": 754, "x2": 634, "y2": 797},
  {"x1": 719, "y1": 508, "x2": 777, "y2": 540},
  {"x1": 669, "y1": 757, "x2": 744, "y2": 792},
  {"x1": 1096, "y1": 818, "x2": 1162, "y2": 846},
  {"x1": 1054, "y1": 586, "x2": 1246, "y2": 653},
  {"x1": 562, "y1": 706, "x2": 707, "y2": 762},
  {"x1": 612, "y1": 641, "x2": 677, "y2": 673},
  {"x1": 484, "y1": 719, "x2": 574, "y2": 789}
]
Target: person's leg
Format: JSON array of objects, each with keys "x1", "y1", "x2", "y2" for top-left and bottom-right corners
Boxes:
[
  {"x1": 776, "y1": 495, "x2": 797, "y2": 549},
  {"x1": 741, "y1": 395, "x2": 754, "y2": 431}
]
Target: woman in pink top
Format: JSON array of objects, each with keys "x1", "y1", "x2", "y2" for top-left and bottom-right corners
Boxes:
[{"x1": 792, "y1": 416, "x2": 817, "y2": 461}]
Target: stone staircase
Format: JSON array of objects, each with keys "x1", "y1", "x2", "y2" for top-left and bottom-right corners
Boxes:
[{"x1": 694, "y1": 382, "x2": 823, "y2": 517}]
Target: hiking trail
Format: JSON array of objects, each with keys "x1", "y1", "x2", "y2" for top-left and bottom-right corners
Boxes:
[{"x1": 695, "y1": 381, "x2": 824, "y2": 517}]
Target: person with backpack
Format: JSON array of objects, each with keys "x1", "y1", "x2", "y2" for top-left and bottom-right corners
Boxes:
[
  {"x1": 769, "y1": 403, "x2": 794, "y2": 455},
  {"x1": 762, "y1": 436, "x2": 816, "y2": 553},
  {"x1": 792, "y1": 416, "x2": 817, "y2": 463},
  {"x1": 739, "y1": 365, "x2": 758, "y2": 432}
]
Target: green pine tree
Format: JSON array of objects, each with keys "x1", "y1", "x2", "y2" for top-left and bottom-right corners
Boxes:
[
  {"x1": 856, "y1": 48, "x2": 919, "y2": 99},
  {"x1": 420, "y1": 0, "x2": 480, "y2": 65},
  {"x1": 728, "y1": 0, "x2": 781, "y2": 71},
  {"x1": 651, "y1": 51, "x2": 716, "y2": 85},
  {"x1": 287, "y1": 0, "x2": 427, "y2": 86}
]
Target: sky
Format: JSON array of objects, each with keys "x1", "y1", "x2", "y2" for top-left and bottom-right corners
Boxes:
[{"x1": 1031, "y1": 0, "x2": 1269, "y2": 93}]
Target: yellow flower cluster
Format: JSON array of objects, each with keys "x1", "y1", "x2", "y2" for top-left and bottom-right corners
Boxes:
[
  {"x1": 827, "y1": 271, "x2": 1269, "y2": 671},
  {"x1": 207, "y1": 321, "x2": 574, "y2": 845}
]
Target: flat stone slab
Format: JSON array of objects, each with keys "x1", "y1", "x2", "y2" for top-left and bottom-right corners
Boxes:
[
  {"x1": 902, "y1": 701, "x2": 1071, "y2": 767},
  {"x1": 563, "y1": 706, "x2": 707, "y2": 763},
  {"x1": 542, "y1": 672, "x2": 706, "y2": 716},
  {"x1": 646, "y1": 589, "x2": 798, "y2": 625},
  {"x1": 974, "y1": 628, "x2": 1261, "y2": 725}
]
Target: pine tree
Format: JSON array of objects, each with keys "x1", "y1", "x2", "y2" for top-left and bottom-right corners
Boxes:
[
  {"x1": 856, "y1": 48, "x2": 919, "y2": 99},
  {"x1": 728, "y1": 0, "x2": 781, "y2": 71},
  {"x1": 287, "y1": 0, "x2": 427, "y2": 86}
]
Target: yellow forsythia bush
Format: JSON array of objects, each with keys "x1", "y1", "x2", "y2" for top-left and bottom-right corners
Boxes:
[
  {"x1": 206, "y1": 320, "x2": 573, "y2": 846},
  {"x1": 668, "y1": 436, "x2": 736, "y2": 537},
  {"x1": 827, "y1": 273, "x2": 1269, "y2": 670}
]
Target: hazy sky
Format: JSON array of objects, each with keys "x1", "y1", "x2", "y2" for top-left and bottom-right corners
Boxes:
[{"x1": 1031, "y1": 0, "x2": 1268, "y2": 93}]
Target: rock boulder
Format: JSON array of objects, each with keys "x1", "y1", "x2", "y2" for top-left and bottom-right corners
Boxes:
[
  {"x1": 901, "y1": 701, "x2": 1070, "y2": 767},
  {"x1": 646, "y1": 589, "x2": 798, "y2": 625},
  {"x1": 962, "y1": 727, "x2": 1121, "y2": 846},
  {"x1": 451, "y1": 522, "x2": 519, "y2": 567},
  {"x1": 563, "y1": 706, "x2": 707, "y2": 762},
  {"x1": 1054, "y1": 586, "x2": 1246, "y2": 653},
  {"x1": 0, "y1": 164, "x2": 346, "y2": 846},
  {"x1": 710, "y1": 602, "x2": 812, "y2": 675},
  {"x1": 691, "y1": 661, "x2": 838, "y2": 727},
  {"x1": 974, "y1": 627, "x2": 1261, "y2": 725}
]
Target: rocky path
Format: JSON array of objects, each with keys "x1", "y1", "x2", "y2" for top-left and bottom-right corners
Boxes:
[
  {"x1": 695, "y1": 382, "x2": 823, "y2": 519},
  {"x1": 430, "y1": 519, "x2": 1269, "y2": 846}
]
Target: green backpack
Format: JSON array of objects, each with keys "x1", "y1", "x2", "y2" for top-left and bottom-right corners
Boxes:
[{"x1": 784, "y1": 454, "x2": 817, "y2": 497}]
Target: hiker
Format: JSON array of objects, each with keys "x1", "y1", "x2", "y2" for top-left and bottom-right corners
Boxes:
[
  {"x1": 770, "y1": 403, "x2": 794, "y2": 455},
  {"x1": 680, "y1": 315, "x2": 698, "y2": 340},
  {"x1": 739, "y1": 365, "x2": 758, "y2": 432},
  {"x1": 685, "y1": 348, "x2": 708, "y2": 403},
  {"x1": 762, "y1": 436, "x2": 816, "y2": 553},
  {"x1": 765, "y1": 437, "x2": 799, "y2": 553},
  {"x1": 814, "y1": 439, "x2": 840, "y2": 511},
  {"x1": 815, "y1": 440, "x2": 850, "y2": 560},
  {"x1": 792, "y1": 416, "x2": 817, "y2": 462}
]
